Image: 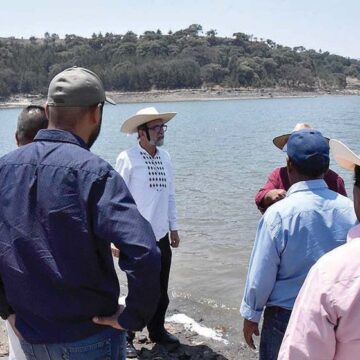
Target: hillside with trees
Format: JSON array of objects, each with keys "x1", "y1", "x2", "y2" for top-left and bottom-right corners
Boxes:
[{"x1": 0, "y1": 24, "x2": 360, "y2": 98}]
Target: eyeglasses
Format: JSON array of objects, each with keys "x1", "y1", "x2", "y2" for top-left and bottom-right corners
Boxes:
[{"x1": 147, "y1": 124, "x2": 168, "y2": 133}]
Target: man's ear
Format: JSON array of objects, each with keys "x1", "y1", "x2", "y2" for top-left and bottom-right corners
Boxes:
[
  {"x1": 138, "y1": 129, "x2": 145, "y2": 140},
  {"x1": 286, "y1": 157, "x2": 294, "y2": 173},
  {"x1": 45, "y1": 103, "x2": 50, "y2": 119},
  {"x1": 15, "y1": 131, "x2": 20, "y2": 147},
  {"x1": 89, "y1": 105, "x2": 100, "y2": 125}
]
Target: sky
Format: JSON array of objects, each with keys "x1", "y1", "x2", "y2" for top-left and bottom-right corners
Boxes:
[{"x1": 1, "y1": 0, "x2": 359, "y2": 59}]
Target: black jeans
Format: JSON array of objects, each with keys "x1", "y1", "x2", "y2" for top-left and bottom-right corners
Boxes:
[
  {"x1": 259, "y1": 306, "x2": 292, "y2": 360},
  {"x1": 127, "y1": 234, "x2": 172, "y2": 341},
  {"x1": 147, "y1": 234, "x2": 172, "y2": 336}
]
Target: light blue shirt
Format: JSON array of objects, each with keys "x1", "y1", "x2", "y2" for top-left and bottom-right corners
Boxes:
[{"x1": 240, "y1": 179, "x2": 357, "y2": 323}]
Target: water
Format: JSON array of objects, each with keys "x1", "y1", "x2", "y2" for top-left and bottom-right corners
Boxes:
[{"x1": 1, "y1": 95, "x2": 359, "y2": 314}]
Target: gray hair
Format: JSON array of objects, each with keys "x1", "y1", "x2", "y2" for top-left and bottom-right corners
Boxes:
[{"x1": 17, "y1": 105, "x2": 48, "y2": 145}]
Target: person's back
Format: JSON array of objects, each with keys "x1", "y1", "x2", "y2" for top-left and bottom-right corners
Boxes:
[
  {"x1": 279, "y1": 232, "x2": 360, "y2": 360},
  {"x1": 278, "y1": 140, "x2": 360, "y2": 360},
  {"x1": 241, "y1": 130, "x2": 356, "y2": 360},
  {"x1": 0, "y1": 131, "x2": 136, "y2": 342},
  {"x1": 0, "y1": 67, "x2": 160, "y2": 359},
  {"x1": 262, "y1": 180, "x2": 355, "y2": 308}
]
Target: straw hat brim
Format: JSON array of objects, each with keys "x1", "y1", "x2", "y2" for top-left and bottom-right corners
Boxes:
[
  {"x1": 273, "y1": 133, "x2": 330, "y2": 150},
  {"x1": 273, "y1": 134, "x2": 291, "y2": 149},
  {"x1": 329, "y1": 139, "x2": 360, "y2": 171},
  {"x1": 120, "y1": 113, "x2": 176, "y2": 134}
]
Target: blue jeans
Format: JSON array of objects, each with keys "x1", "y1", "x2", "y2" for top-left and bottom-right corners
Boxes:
[
  {"x1": 259, "y1": 306, "x2": 291, "y2": 360},
  {"x1": 20, "y1": 328, "x2": 126, "y2": 360}
]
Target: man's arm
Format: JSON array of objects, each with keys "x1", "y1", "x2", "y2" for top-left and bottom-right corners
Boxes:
[
  {"x1": 278, "y1": 265, "x2": 337, "y2": 360},
  {"x1": 115, "y1": 152, "x2": 132, "y2": 186},
  {"x1": 255, "y1": 168, "x2": 285, "y2": 213},
  {"x1": 0, "y1": 279, "x2": 22, "y2": 339},
  {"x1": 324, "y1": 169, "x2": 347, "y2": 197},
  {"x1": 335, "y1": 173, "x2": 347, "y2": 197},
  {"x1": 337, "y1": 177, "x2": 347, "y2": 196},
  {"x1": 0, "y1": 277, "x2": 14, "y2": 321},
  {"x1": 240, "y1": 215, "x2": 281, "y2": 348},
  {"x1": 92, "y1": 169, "x2": 161, "y2": 331}
]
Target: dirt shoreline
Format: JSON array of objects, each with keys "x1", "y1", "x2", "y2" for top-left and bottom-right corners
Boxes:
[
  {"x1": 0, "y1": 295, "x2": 257, "y2": 360},
  {"x1": 1, "y1": 88, "x2": 359, "y2": 109}
]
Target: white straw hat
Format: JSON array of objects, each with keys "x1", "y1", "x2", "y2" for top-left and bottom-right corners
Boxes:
[
  {"x1": 272, "y1": 123, "x2": 312, "y2": 149},
  {"x1": 329, "y1": 139, "x2": 360, "y2": 171},
  {"x1": 273, "y1": 123, "x2": 330, "y2": 149},
  {"x1": 120, "y1": 107, "x2": 177, "y2": 134}
]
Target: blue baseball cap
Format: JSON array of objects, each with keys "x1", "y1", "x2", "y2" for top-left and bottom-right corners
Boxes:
[{"x1": 285, "y1": 129, "x2": 330, "y2": 172}]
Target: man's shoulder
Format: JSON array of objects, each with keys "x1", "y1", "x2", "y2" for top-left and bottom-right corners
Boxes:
[
  {"x1": 326, "y1": 168, "x2": 342, "y2": 179},
  {"x1": 315, "y1": 237, "x2": 360, "y2": 283},
  {"x1": 262, "y1": 200, "x2": 285, "y2": 226},
  {"x1": 266, "y1": 186, "x2": 354, "y2": 221},
  {"x1": 265, "y1": 166, "x2": 283, "y2": 177},
  {"x1": 0, "y1": 143, "x2": 40, "y2": 167},
  {"x1": 0, "y1": 146, "x2": 23, "y2": 164},
  {"x1": 327, "y1": 189, "x2": 353, "y2": 207},
  {"x1": 1, "y1": 141, "x2": 113, "y2": 178},
  {"x1": 158, "y1": 147, "x2": 171, "y2": 161},
  {"x1": 48, "y1": 141, "x2": 112, "y2": 175}
]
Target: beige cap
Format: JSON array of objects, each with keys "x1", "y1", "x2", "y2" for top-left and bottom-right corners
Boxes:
[{"x1": 47, "y1": 67, "x2": 115, "y2": 107}]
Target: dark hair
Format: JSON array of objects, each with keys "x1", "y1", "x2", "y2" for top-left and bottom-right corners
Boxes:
[
  {"x1": 354, "y1": 165, "x2": 360, "y2": 187},
  {"x1": 290, "y1": 155, "x2": 330, "y2": 178},
  {"x1": 137, "y1": 123, "x2": 149, "y2": 140},
  {"x1": 17, "y1": 105, "x2": 48, "y2": 144}
]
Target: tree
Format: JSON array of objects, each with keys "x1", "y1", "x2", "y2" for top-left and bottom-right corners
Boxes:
[
  {"x1": 206, "y1": 29, "x2": 218, "y2": 46},
  {"x1": 201, "y1": 63, "x2": 227, "y2": 84},
  {"x1": 0, "y1": 25, "x2": 358, "y2": 98},
  {"x1": 122, "y1": 31, "x2": 138, "y2": 43}
]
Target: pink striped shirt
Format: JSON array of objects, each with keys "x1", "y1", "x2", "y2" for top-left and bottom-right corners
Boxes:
[{"x1": 279, "y1": 223, "x2": 360, "y2": 360}]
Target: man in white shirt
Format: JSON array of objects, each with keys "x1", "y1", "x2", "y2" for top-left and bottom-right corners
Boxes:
[{"x1": 115, "y1": 107, "x2": 180, "y2": 354}]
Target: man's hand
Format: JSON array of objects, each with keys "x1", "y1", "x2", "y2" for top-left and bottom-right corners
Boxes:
[
  {"x1": 243, "y1": 318, "x2": 259, "y2": 350},
  {"x1": 93, "y1": 305, "x2": 125, "y2": 330},
  {"x1": 263, "y1": 189, "x2": 286, "y2": 207},
  {"x1": 7, "y1": 314, "x2": 23, "y2": 340},
  {"x1": 170, "y1": 230, "x2": 180, "y2": 248}
]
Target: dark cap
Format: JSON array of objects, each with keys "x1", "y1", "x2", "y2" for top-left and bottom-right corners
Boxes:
[
  {"x1": 47, "y1": 67, "x2": 115, "y2": 107},
  {"x1": 285, "y1": 129, "x2": 330, "y2": 172}
]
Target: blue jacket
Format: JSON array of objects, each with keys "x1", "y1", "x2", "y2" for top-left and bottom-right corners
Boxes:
[{"x1": 0, "y1": 129, "x2": 161, "y2": 344}]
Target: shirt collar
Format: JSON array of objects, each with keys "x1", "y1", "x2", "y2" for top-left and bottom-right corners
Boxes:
[
  {"x1": 137, "y1": 142, "x2": 158, "y2": 157},
  {"x1": 34, "y1": 129, "x2": 89, "y2": 150},
  {"x1": 287, "y1": 179, "x2": 328, "y2": 197}
]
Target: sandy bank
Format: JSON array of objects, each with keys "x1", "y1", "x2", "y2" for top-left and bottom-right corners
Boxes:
[
  {"x1": 0, "y1": 295, "x2": 257, "y2": 360},
  {"x1": 1, "y1": 88, "x2": 359, "y2": 109}
]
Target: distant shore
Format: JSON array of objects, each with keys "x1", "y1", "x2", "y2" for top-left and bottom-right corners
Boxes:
[{"x1": 1, "y1": 88, "x2": 359, "y2": 109}]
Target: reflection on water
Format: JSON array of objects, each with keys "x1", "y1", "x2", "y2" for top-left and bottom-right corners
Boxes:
[{"x1": 1, "y1": 95, "x2": 359, "y2": 310}]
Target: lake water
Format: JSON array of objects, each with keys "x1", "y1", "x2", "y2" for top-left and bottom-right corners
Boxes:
[{"x1": 1, "y1": 95, "x2": 359, "y2": 317}]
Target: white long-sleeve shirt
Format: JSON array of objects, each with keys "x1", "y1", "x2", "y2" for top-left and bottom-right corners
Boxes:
[{"x1": 115, "y1": 144, "x2": 177, "y2": 241}]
